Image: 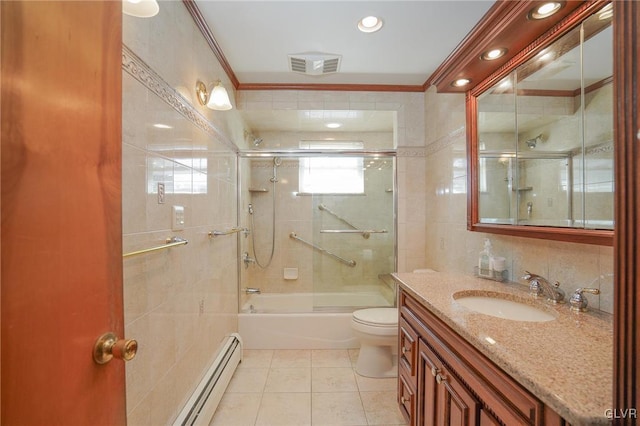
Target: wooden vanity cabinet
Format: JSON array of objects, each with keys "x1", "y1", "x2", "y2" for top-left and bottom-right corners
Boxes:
[{"x1": 398, "y1": 289, "x2": 567, "y2": 426}]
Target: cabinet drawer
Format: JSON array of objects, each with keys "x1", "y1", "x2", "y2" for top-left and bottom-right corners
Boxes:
[
  {"x1": 399, "y1": 316, "x2": 418, "y2": 376},
  {"x1": 398, "y1": 372, "x2": 416, "y2": 426}
]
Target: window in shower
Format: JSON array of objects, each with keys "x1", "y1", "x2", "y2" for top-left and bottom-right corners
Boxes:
[
  {"x1": 146, "y1": 156, "x2": 208, "y2": 194},
  {"x1": 298, "y1": 141, "x2": 364, "y2": 194}
]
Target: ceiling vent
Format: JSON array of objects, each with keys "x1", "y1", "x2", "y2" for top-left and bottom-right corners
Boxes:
[{"x1": 288, "y1": 52, "x2": 341, "y2": 76}]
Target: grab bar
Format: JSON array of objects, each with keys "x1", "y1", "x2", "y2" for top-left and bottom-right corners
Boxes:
[
  {"x1": 208, "y1": 227, "x2": 249, "y2": 238},
  {"x1": 289, "y1": 232, "x2": 356, "y2": 267},
  {"x1": 318, "y1": 203, "x2": 359, "y2": 230},
  {"x1": 320, "y1": 229, "x2": 388, "y2": 239},
  {"x1": 318, "y1": 204, "x2": 382, "y2": 239},
  {"x1": 123, "y1": 236, "x2": 188, "y2": 258}
]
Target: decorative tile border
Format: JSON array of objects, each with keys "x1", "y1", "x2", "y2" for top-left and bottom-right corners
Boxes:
[
  {"x1": 397, "y1": 147, "x2": 426, "y2": 157},
  {"x1": 122, "y1": 44, "x2": 238, "y2": 153},
  {"x1": 585, "y1": 140, "x2": 614, "y2": 156},
  {"x1": 424, "y1": 126, "x2": 466, "y2": 157}
]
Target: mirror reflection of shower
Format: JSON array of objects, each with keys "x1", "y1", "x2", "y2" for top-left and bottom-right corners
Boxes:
[{"x1": 249, "y1": 156, "x2": 281, "y2": 268}]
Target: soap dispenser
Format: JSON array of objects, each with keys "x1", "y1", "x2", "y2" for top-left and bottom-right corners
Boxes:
[{"x1": 478, "y1": 239, "x2": 493, "y2": 277}]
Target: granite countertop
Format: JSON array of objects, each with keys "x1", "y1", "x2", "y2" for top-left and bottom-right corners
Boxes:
[{"x1": 392, "y1": 271, "x2": 613, "y2": 425}]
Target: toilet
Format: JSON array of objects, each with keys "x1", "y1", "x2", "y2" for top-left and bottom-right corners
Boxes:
[{"x1": 351, "y1": 307, "x2": 398, "y2": 378}]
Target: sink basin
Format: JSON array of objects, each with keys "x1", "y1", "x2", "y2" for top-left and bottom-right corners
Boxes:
[{"x1": 453, "y1": 291, "x2": 556, "y2": 322}]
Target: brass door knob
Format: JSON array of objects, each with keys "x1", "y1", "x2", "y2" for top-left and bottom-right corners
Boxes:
[{"x1": 93, "y1": 332, "x2": 138, "y2": 364}]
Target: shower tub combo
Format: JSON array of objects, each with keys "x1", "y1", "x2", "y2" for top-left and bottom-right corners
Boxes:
[
  {"x1": 238, "y1": 288, "x2": 394, "y2": 349},
  {"x1": 238, "y1": 152, "x2": 397, "y2": 349}
]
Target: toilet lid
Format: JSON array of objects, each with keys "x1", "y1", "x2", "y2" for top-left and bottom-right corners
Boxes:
[{"x1": 353, "y1": 308, "x2": 398, "y2": 327}]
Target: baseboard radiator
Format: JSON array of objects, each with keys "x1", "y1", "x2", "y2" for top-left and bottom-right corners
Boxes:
[{"x1": 173, "y1": 333, "x2": 243, "y2": 426}]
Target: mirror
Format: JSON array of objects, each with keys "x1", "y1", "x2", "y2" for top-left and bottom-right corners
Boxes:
[{"x1": 468, "y1": 3, "x2": 614, "y2": 245}]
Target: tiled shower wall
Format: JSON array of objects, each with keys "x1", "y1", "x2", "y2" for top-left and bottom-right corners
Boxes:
[
  {"x1": 241, "y1": 156, "x2": 395, "y2": 300},
  {"x1": 423, "y1": 86, "x2": 614, "y2": 314},
  {"x1": 237, "y1": 90, "x2": 428, "y2": 274},
  {"x1": 122, "y1": 3, "x2": 244, "y2": 424}
]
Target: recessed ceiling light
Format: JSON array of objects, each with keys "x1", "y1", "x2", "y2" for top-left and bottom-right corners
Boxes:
[
  {"x1": 480, "y1": 48, "x2": 508, "y2": 61},
  {"x1": 325, "y1": 122, "x2": 342, "y2": 129},
  {"x1": 451, "y1": 78, "x2": 471, "y2": 88},
  {"x1": 358, "y1": 16, "x2": 383, "y2": 33},
  {"x1": 527, "y1": 2, "x2": 564, "y2": 20},
  {"x1": 123, "y1": 0, "x2": 159, "y2": 18}
]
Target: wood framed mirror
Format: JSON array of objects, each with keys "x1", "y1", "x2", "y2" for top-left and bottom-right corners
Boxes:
[{"x1": 466, "y1": 1, "x2": 614, "y2": 246}]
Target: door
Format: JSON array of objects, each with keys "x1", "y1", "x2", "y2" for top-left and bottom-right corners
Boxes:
[{"x1": 1, "y1": 1, "x2": 126, "y2": 424}]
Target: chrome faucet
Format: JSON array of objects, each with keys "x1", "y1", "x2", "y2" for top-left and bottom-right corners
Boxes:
[
  {"x1": 244, "y1": 287, "x2": 261, "y2": 294},
  {"x1": 569, "y1": 287, "x2": 600, "y2": 312},
  {"x1": 521, "y1": 271, "x2": 565, "y2": 304}
]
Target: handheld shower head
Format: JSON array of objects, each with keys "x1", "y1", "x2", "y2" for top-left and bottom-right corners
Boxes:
[{"x1": 273, "y1": 157, "x2": 282, "y2": 167}]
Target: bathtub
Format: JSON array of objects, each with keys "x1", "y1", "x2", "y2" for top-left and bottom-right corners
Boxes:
[{"x1": 238, "y1": 291, "x2": 394, "y2": 349}]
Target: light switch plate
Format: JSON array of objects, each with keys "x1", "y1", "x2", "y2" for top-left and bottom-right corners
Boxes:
[{"x1": 172, "y1": 205, "x2": 185, "y2": 230}]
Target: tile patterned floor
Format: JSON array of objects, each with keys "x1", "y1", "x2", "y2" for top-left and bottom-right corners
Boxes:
[{"x1": 210, "y1": 349, "x2": 408, "y2": 426}]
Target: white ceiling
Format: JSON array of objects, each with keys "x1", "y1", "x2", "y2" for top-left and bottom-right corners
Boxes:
[{"x1": 194, "y1": 1, "x2": 495, "y2": 86}]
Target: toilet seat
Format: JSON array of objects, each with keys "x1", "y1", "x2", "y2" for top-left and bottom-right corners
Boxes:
[{"x1": 352, "y1": 308, "x2": 398, "y2": 328}]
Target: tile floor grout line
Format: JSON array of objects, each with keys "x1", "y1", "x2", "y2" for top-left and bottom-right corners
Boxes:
[{"x1": 211, "y1": 350, "x2": 406, "y2": 426}]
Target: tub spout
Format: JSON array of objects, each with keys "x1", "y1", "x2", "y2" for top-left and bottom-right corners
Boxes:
[{"x1": 245, "y1": 287, "x2": 261, "y2": 294}]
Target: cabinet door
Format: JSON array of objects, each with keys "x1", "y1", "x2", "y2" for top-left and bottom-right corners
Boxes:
[
  {"x1": 418, "y1": 339, "x2": 440, "y2": 425},
  {"x1": 480, "y1": 410, "x2": 502, "y2": 426},
  {"x1": 419, "y1": 339, "x2": 481, "y2": 426},
  {"x1": 437, "y1": 364, "x2": 481, "y2": 426}
]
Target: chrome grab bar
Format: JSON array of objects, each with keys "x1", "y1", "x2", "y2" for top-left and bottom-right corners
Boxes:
[
  {"x1": 318, "y1": 203, "x2": 359, "y2": 230},
  {"x1": 208, "y1": 227, "x2": 249, "y2": 238},
  {"x1": 320, "y1": 229, "x2": 388, "y2": 234},
  {"x1": 318, "y1": 203, "x2": 382, "y2": 238},
  {"x1": 123, "y1": 236, "x2": 188, "y2": 258},
  {"x1": 289, "y1": 232, "x2": 356, "y2": 267},
  {"x1": 320, "y1": 229, "x2": 387, "y2": 239}
]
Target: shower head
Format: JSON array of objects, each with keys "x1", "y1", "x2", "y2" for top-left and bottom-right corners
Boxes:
[
  {"x1": 253, "y1": 137, "x2": 263, "y2": 147},
  {"x1": 273, "y1": 157, "x2": 282, "y2": 167},
  {"x1": 526, "y1": 134, "x2": 543, "y2": 149}
]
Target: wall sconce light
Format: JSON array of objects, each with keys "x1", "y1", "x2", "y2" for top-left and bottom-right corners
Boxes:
[
  {"x1": 195, "y1": 80, "x2": 233, "y2": 111},
  {"x1": 123, "y1": 0, "x2": 159, "y2": 18}
]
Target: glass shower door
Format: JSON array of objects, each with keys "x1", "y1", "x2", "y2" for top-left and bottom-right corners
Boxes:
[
  {"x1": 308, "y1": 155, "x2": 396, "y2": 311},
  {"x1": 239, "y1": 153, "x2": 396, "y2": 313}
]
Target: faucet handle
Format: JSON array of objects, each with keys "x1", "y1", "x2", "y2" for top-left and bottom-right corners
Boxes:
[
  {"x1": 569, "y1": 287, "x2": 600, "y2": 312},
  {"x1": 527, "y1": 279, "x2": 543, "y2": 297}
]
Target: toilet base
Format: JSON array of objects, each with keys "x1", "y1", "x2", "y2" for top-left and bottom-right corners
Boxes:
[{"x1": 355, "y1": 344, "x2": 398, "y2": 378}]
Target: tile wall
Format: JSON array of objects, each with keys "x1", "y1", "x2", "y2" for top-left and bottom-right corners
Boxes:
[
  {"x1": 241, "y1": 156, "x2": 395, "y2": 300},
  {"x1": 423, "y1": 86, "x2": 614, "y2": 314},
  {"x1": 237, "y1": 90, "x2": 428, "y2": 274},
  {"x1": 122, "y1": 2, "x2": 245, "y2": 424}
]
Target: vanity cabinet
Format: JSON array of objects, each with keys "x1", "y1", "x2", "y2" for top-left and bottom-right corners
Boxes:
[{"x1": 398, "y1": 289, "x2": 567, "y2": 426}]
